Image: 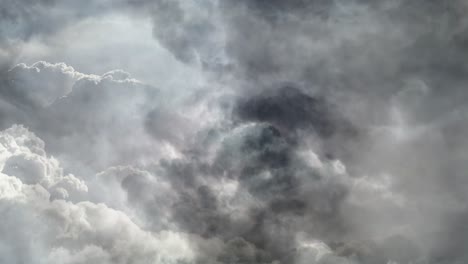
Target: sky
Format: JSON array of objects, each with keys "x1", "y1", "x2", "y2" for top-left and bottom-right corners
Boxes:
[{"x1": 1, "y1": 0, "x2": 468, "y2": 263}]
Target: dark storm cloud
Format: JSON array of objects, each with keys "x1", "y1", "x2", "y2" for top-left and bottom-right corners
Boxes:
[
  {"x1": 232, "y1": 0, "x2": 334, "y2": 22},
  {"x1": 155, "y1": 122, "x2": 351, "y2": 263},
  {"x1": 2, "y1": 0, "x2": 468, "y2": 263},
  {"x1": 235, "y1": 85, "x2": 357, "y2": 139},
  {"x1": 234, "y1": 84, "x2": 360, "y2": 170},
  {"x1": 216, "y1": 0, "x2": 468, "y2": 125},
  {"x1": 183, "y1": 0, "x2": 468, "y2": 263}
]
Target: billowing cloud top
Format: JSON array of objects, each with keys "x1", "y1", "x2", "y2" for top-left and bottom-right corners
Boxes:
[{"x1": 1, "y1": 0, "x2": 468, "y2": 263}]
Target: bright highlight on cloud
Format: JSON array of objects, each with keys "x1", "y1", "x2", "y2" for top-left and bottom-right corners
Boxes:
[{"x1": 1, "y1": 0, "x2": 468, "y2": 263}]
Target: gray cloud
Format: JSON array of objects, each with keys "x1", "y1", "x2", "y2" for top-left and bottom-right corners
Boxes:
[{"x1": 1, "y1": 0, "x2": 468, "y2": 263}]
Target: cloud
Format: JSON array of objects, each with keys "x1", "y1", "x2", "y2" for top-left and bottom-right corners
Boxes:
[
  {"x1": 3, "y1": 61, "x2": 86, "y2": 108},
  {"x1": 0, "y1": 61, "x2": 180, "y2": 173},
  {"x1": 0, "y1": 125, "x2": 87, "y2": 200},
  {"x1": 0, "y1": 124, "x2": 231, "y2": 264},
  {"x1": 0, "y1": 0, "x2": 107, "y2": 70},
  {"x1": 1, "y1": 0, "x2": 468, "y2": 263}
]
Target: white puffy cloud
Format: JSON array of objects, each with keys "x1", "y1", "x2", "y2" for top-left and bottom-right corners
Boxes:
[
  {"x1": 0, "y1": 124, "x2": 209, "y2": 264},
  {"x1": 0, "y1": 125, "x2": 87, "y2": 200},
  {"x1": 0, "y1": 176, "x2": 197, "y2": 264}
]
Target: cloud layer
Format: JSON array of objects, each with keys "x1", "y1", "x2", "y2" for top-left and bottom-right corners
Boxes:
[{"x1": 1, "y1": 0, "x2": 468, "y2": 263}]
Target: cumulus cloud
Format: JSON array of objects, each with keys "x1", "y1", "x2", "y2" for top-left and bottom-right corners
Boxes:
[
  {"x1": 0, "y1": 125, "x2": 87, "y2": 199},
  {"x1": 1, "y1": 0, "x2": 468, "y2": 263},
  {"x1": 0, "y1": 125, "x2": 203, "y2": 264}
]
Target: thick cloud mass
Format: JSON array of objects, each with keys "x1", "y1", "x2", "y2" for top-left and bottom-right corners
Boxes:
[{"x1": 1, "y1": 0, "x2": 468, "y2": 263}]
